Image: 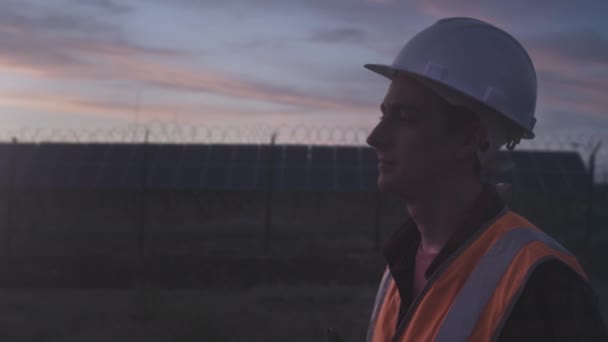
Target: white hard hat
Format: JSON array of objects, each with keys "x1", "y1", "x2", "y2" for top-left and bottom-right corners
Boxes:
[{"x1": 365, "y1": 17, "x2": 537, "y2": 142}]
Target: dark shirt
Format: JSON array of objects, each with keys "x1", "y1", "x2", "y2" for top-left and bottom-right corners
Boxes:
[{"x1": 382, "y1": 184, "x2": 608, "y2": 341}]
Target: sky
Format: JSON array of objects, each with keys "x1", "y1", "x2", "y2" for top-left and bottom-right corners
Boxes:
[{"x1": 0, "y1": 0, "x2": 607, "y2": 144}]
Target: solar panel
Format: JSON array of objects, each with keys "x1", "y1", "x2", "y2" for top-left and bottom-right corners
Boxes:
[
  {"x1": 123, "y1": 164, "x2": 145, "y2": 188},
  {"x1": 175, "y1": 165, "x2": 203, "y2": 189},
  {"x1": 148, "y1": 166, "x2": 177, "y2": 188},
  {"x1": 0, "y1": 165, "x2": 8, "y2": 187},
  {"x1": 257, "y1": 145, "x2": 276, "y2": 165},
  {"x1": 98, "y1": 165, "x2": 127, "y2": 187},
  {"x1": 181, "y1": 144, "x2": 207, "y2": 164},
  {"x1": 206, "y1": 145, "x2": 234, "y2": 164},
  {"x1": 558, "y1": 153, "x2": 587, "y2": 172},
  {"x1": 283, "y1": 145, "x2": 309, "y2": 166},
  {"x1": 228, "y1": 166, "x2": 257, "y2": 190},
  {"x1": 49, "y1": 164, "x2": 78, "y2": 188},
  {"x1": 261, "y1": 162, "x2": 282, "y2": 190},
  {"x1": 335, "y1": 165, "x2": 360, "y2": 191},
  {"x1": 540, "y1": 172, "x2": 569, "y2": 193},
  {"x1": 1, "y1": 142, "x2": 596, "y2": 194},
  {"x1": 81, "y1": 144, "x2": 110, "y2": 164},
  {"x1": 233, "y1": 145, "x2": 261, "y2": 164},
  {"x1": 310, "y1": 146, "x2": 334, "y2": 167},
  {"x1": 336, "y1": 147, "x2": 360, "y2": 166},
  {"x1": 361, "y1": 167, "x2": 379, "y2": 191},
  {"x1": 13, "y1": 144, "x2": 39, "y2": 165},
  {"x1": 202, "y1": 165, "x2": 228, "y2": 190},
  {"x1": 360, "y1": 148, "x2": 377, "y2": 166},
  {"x1": 36, "y1": 143, "x2": 84, "y2": 165},
  {"x1": 33, "y1": 163, "x2": 56, "y2": 187},
  {"x1": 64, "y1": 144, "x2": 90, "y2": 165},
  {"x1": 255, "y1": 165, "x2": 271, "y2": 190},
  {"x1": 310, "y1": 167, "x2": 333, "y2": 191},
  {"x1": 152, "y1": 144, "x2": 183, "y2": 165},
  {"x1": 140, "y1": 144, "x2": 159, "y2": 165},
  {"x1": 74, "y1": 164, "x2": 102, "y2": 188},
  {"x1": 105, "y1": 144, "x2": 135, "y2": 164},
  {"x1": 282, "y1": 167, "x2": 309, "y2": 191},
  {"x1": 125, "y1": 144, "x2": 147, "y2": 167},
  {"x1": 566, "y1": 173, "x2": 590, "y2": 193},
  {"x1": 0, "y1": 144, "x2": 16, "y2": 187},
  {"x1": 533, "y1": 152, "x2": 561, "y2": 170},
  {"x1": 503, "y1": 150, "x2": 592, "y2": 193},
  {"x1": 36, "y1": 144, "x2": 65, "y2": 164},
  {"x1": 13, "y1": 162, "x2": 37, "y2": 187},
  {"x1": 0, "y1": 143, "x2": 11, "y2": 164},
  {"x1": 510, "y1": 152, "x2": 535, "y2": 170}
]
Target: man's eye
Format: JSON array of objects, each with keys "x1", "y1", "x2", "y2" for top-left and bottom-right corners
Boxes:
[{"x1": 397, "y1": 110, "x2": 414, "y2": 122}]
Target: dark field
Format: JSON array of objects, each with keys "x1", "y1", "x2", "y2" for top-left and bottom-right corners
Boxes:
[{"x1": 1, "y1": 189, "x2": 607, "y2": 341}]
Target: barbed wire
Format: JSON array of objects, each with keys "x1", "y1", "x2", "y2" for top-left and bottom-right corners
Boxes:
[
  {"x1": 0, "y1": 121, "x2": 374, "y2": 146},
  {"x1": 1, "y1": 121, "x2": 607, "y2": 182}
]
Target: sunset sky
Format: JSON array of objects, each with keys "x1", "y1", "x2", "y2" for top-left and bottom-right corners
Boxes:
[{"x1": 1, "y1": 0, "x2": 607, "y2": 140}]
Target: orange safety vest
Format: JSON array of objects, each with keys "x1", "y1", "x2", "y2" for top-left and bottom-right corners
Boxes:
[{"x1": 367, "y1": 208, "x2": 589, "y2": 342}]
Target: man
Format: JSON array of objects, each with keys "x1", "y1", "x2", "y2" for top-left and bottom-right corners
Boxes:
[{"x1": 363, "y1": 18, "x2": 607, "y2": 341}]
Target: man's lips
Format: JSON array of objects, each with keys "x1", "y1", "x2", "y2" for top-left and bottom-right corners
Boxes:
[{"x1": 378, "y1": 159, "x2": 397, "y2": 168}]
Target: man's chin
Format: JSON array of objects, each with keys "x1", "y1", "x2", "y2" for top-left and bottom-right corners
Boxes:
[{"x1": 377, "y1": 176, "x2": 405, "y2": 194}]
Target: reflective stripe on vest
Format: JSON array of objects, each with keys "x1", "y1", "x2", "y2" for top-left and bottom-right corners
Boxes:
[
  {"x1": 367, "y1": 210, "x2": 589, "y2": 342},
  {"x1": 435, "y1": 227, "x2": 571, "y2": 342}
]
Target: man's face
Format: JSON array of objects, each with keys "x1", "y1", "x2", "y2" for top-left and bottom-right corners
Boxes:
[{"x1": 366, "y1": 75, "x2": 465, "y2": 196}]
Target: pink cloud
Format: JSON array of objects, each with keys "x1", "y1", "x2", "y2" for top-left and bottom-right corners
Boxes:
[
  {"x1": 0, "y1": 37, "x2": 374, "y2": 115},
  {"x1": 0, "y1": 88, "x2": 309, "y2": 125}
]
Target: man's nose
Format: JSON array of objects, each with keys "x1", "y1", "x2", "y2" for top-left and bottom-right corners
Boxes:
[{"x1": 366, "y1": 120, "x2": 391, "y2": 148}]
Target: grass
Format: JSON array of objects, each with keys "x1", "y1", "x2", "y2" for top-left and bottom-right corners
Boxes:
[
  {"x1": 1, "y1": 189, "x2": 607, "y2": 340},
  {"x1": 0, "y1": 285, "x2": 376, "y2": 342}
]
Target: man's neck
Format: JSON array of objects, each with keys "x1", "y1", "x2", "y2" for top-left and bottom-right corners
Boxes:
[{"x1": 406, "y1": 177, "x2": 484, "y2": 254}]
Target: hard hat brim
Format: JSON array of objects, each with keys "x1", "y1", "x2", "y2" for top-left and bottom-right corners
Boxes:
[{"x1": 364, "y1": 63, "x2": 535, "y2": 140}]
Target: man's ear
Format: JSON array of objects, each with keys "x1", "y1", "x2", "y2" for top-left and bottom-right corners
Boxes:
[{"x1": 459, "y1": 119, "x2": 485, "y2": 154}]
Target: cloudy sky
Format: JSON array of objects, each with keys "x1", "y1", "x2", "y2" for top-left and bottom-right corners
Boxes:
[{"x1": 1, "y1": 0, "x2": 607, "y2": 139}]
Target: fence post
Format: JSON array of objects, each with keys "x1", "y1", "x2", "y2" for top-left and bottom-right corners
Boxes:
[
  {"x1": 138, "y1": 130, "x2": 150, "y2": 261},
  {"x1": 133, "y1": 129, "x2": 152, "y2": 321},
  {"x1": 4, "y1": 137, "x2": 17, "y2": 257},
  {"x1": 585, "y1": 141, "x2": 602, "y2": 247},
  {"x1": 263, "y1": 132, "x2": 277, "y2": 253}
]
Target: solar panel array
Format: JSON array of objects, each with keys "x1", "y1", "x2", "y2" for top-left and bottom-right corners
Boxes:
[{"x1": 0, "y1": 143, "x2": 591, "y2": 193}]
